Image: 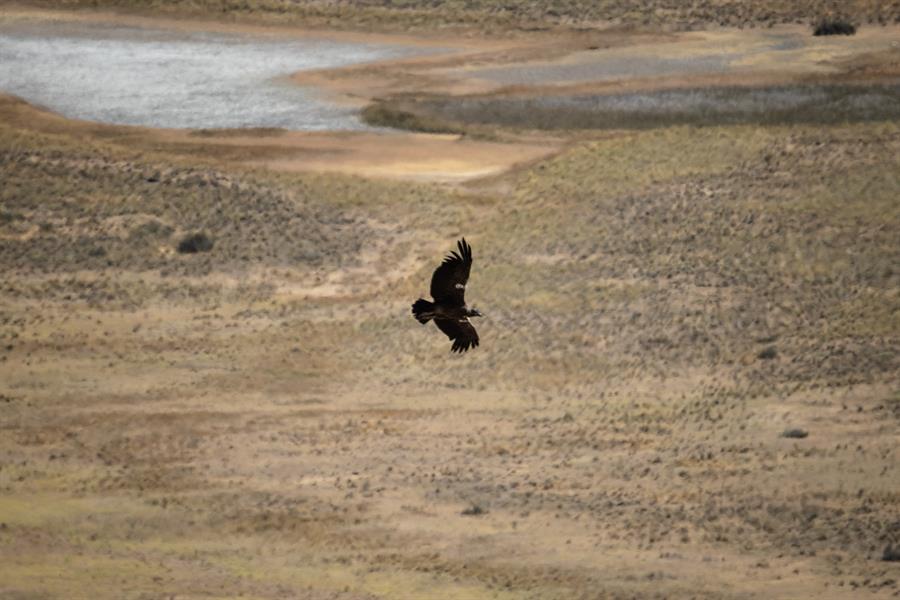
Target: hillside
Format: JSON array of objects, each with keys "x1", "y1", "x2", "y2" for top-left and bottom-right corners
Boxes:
[
  {"x1": 1, "y1": 6, "x2": 899, "y2": 599},
  {"x1": 3, "y1": 92, "x2": 899, "y2": 598},
  {"x1": 17, "y1": 0, "x2": 900, "y2": 31}
]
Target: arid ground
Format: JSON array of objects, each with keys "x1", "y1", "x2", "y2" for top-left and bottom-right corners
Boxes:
[{"x1": 1, "y1": 4, "x2": 899, "y2": 599}]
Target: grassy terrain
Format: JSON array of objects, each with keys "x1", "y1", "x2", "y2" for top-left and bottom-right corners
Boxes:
[
  {"x1": 2, "y1": 82, "x2": 899, "y2": 598},
  {"x1": 368, "y1": 84, "x2": 900, "y2": 132},
  {"x1": 13, "y1": 0, "x2": 900, "y2": 31}
]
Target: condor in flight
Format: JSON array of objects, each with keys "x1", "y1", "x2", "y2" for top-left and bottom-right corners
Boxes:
[{"x1": 412, "y1": 238, "x2": 482, "y2": 353}]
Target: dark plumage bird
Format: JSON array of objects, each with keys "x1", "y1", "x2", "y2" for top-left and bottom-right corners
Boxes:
[{"x1": 412, "y1": 238, "x2": 483, "y2": 353}]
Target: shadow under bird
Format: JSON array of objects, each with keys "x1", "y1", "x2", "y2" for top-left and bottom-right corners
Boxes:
[{"x1": 412, "y1": 238, "x2": 483, "y2": 353}]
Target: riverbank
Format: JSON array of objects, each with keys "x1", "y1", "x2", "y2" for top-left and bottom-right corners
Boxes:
[
  {"x1": 0, "y1": 8, "x2": 568, "y2": 181},
  {"x1": 4, "y1": 8, "x2": 899, "y2": 177},
  {"x1": 330, "y1": 23, "x2": 900, "y2": 133}
]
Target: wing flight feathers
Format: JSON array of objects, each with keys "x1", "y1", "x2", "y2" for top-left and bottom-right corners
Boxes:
[
  {"x1": 418, "y1": 238, "x2": 480, "y2": 352},
  {"x1": 430, "y1": 238, "x2": 473, "y2": 305},
  {"x1": 434, "y1": 317, "x2": 480, "y2": 353}
]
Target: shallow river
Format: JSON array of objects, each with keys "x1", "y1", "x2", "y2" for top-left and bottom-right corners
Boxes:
[{"x1": 0, "y1": 21, "x2": 412, "y2": 130}]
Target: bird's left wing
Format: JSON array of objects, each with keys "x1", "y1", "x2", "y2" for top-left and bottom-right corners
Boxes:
[
  {"x1": 434, "y1": 317, "x2": 479, "y2": 353},
  {"x1": 430, "y1": 238, "x2": 472, "y2": 306}
]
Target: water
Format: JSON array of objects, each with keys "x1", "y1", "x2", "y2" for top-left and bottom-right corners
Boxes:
[{"x1": 0, "y1": 21, "x2": 413, "y2": 130}]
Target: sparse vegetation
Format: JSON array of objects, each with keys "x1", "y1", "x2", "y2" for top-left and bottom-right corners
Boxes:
[
  {"x1": 814, "y1": 18, "x2": 857, "y2": 36},
  {"x1": 371, "y1": 84, "x2": 900, "y2": 133},
  {"x1": 2, "y1": 7, "x2": 899, "y2": 598},
  {"x1": 758, "y1": 346, "x2": 778, "y2": 360},
  {"x1": 176, "y1": 231, "x2": 214, "y2": 254},
  {"x1": 885, "y1": 544, "x2": 900, "y2": 562},
  {"x1": 361, "y1": 102, "x2": 462, "y2": 134},
  {"x1": 128, "y1": 219, "x2": 174, "y2": 242},
  {"x1": 0, "y1": 128, "x2": 368, "y2": 274},
  {"x1": 0, "y1": 208, "x2": 23, "y2": 224},
  {"x1": 3, "y1": 99, "x2": 899, "y2": 598},
  {"x1": 461, "y1": 504, "x2": 487, "y2": 516},
  {"x1": 781, "y1": 428, "x2": 809, "y2": 439},
  {"x1": 17, "y1": 0, "x2": 900, "y2": 31}
]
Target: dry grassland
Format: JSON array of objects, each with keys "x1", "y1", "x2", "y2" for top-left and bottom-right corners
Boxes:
[
  {"x1": 13, "y1": 0, "x2": 900, "y2": 31},
  {"x1": 1, "y1": 8, "x2": 899, "y2": 599},
  {"x1": 3, "y1": 97, "x2": 899, "y2": 599}
]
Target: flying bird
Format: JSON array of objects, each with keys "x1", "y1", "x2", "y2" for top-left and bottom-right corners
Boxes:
[{"x1": 412, "y1": 238, "x2": 482, "y2": 353}]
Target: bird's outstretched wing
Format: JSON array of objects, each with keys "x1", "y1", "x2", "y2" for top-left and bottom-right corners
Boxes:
[
  {"x1": 430, "y1": 238, "x2": 472, "y2": 306},
  {"x1": 434, "y1": 317, "x2": 480, "y2": 353}
]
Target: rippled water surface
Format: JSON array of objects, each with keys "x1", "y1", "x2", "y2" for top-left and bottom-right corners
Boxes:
[{"x1": 0, "y1": 22, "x2": 413, "y2": 130}]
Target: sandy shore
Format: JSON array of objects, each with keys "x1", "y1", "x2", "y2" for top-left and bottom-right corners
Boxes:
[
  {"x1": 3, "y1": 9, "x2": 898, "y2": 182},
  {"x1": 0, "y1": 7, "x2": 574, "y2": 182}
]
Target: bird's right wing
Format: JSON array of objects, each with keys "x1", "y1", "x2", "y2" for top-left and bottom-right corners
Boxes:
[
  {"x1": 430, "y1": 238, "x2": 472, "y2": 305},
  {"x1": 434, "y1": 317, "x2": 479, "y2": 353}
]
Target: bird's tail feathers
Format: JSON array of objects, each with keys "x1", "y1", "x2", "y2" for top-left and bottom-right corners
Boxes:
[{"x1": 412, "y1": 299, "x2": 435, "y2": 324}]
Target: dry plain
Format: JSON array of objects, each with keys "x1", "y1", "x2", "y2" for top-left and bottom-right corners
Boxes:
[{"x1": 1, "y1": 5, "x2": 899, "y2": 600}]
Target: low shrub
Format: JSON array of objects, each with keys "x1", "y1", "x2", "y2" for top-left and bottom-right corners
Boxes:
[
  {"x1": 177, "y1": 232, "x2": 214, "y2": 254},
  {"x1": 813, "y1": 18, "x2": 856, "y2": 36},
  {"x1": 360, "y1": 102, "x2": 460, "y2": 134}
]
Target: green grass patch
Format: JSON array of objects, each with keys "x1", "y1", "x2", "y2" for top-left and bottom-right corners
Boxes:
[
  {"x1": 360, "y1": 101, "x2": 464, "y2": 134},
  {"x1": 401, "y1": 85, "x2": 900, "y2": 133}
]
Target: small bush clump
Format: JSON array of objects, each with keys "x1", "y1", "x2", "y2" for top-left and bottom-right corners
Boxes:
[
  {"x1": 0, "y1": 209, "x2": 23, "y2": 224},
  {"x1": 757, "y1": 346, "x2": 778, "y2": 360},
  {"x1": 177, "y1": 232, "x2": 214, "y2": 254},
  {"x1": 782, "y1": 428, "x2": 809, "y2": 439},
  {"x1": 129, "y1": 220, "x2": 174, "y2": 242},
  {"x1": 361, "y1": 102, "x2": 461, "y2": 134},
  {"x1": 813, "y1": 18, "x2": 856, "y2": 36},
  {"x1": 884, "y1": 544, "x2": 900, "y2": 562}
]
